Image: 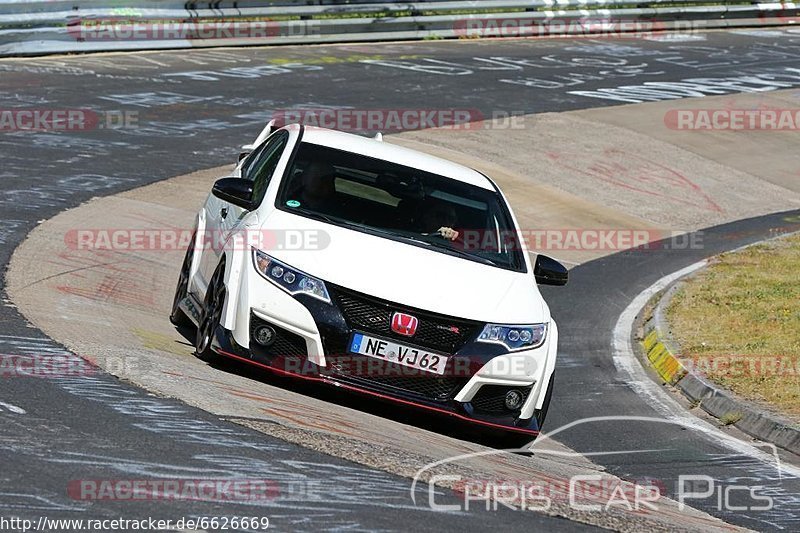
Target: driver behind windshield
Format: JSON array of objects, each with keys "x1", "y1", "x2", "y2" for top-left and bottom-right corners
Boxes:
[
  {"x1": 297, "y1": 161, "x2": 337, "y2": 212},
  {"x1": 420, "y1": 200, "x2": 460, "y2": 242}
]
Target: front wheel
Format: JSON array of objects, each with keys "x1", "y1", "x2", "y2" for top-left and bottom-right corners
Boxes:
[{"x1": 195, "y1": 260, "x2": 226, "y2": 364}]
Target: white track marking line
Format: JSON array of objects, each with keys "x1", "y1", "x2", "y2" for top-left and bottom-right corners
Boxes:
[
  {"x1": 612, "y1": 259, "x2": 800, "y2": 478},
  {"x1": 0, "y1": 401, "x2": 27, "y2": 414}
]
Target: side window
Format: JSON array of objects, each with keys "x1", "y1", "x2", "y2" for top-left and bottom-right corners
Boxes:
[{"x1": 243, "y1": 131, "x2": 289, "y2": 207}]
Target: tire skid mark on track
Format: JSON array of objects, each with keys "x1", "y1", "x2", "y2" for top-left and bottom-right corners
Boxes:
[
  {"x1": 5, "y1": 144, "x2": 754, "y2": 531},
  {"x1": 0, "y1": 341, "x2": 469, "y2": 528},
  {"x1": 5, "y1": 33, "x2": 800, "y2": 531},
  {"x1": 545, "y1": 148, "x2": 724, "y2": 213},
  {"x1": 0, "y1": 400, "x2": 27, "y2": 414}
]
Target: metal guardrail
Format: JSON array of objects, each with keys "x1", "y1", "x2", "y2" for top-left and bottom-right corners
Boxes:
[{"x1": 0, "y1": 1, "x2": 798, "y2": 57}]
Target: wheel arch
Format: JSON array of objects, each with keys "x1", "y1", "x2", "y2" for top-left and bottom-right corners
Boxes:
[
  {"x1": 219, "y1": 235, "x2": 247, "y2": 332},
  {"x1": 535, "y1": 320, "x2": 558, "y2": 411}
]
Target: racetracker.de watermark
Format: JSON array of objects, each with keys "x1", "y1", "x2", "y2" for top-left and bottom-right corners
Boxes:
[
  {"x1": 68, "y1": 18, "x2": 320, "y2": 41},
  {"x1": 271, "y1": 108, "x2": 525, "y2": 132},
  {"x1": 460, "y1": 229, "x2": 703, "y2": 252},
  {"x1": 64, "y1": 228, "x2": 330, "y2": 252},
  {"x1": 453, "y1": 17, "x2": 703, "y2": 39},
  {"x1": 665, "y1": 108, "x2": 800, "y2": 130},
  {"x1": 0, "y1": 354, "x2": 96, "y2": 378},
  {"x1": 682, "y1": 355, "x2": 800, "y2": 377},
  {"x1": 67, "y1": 479, "x2": 280, "y2": 502},
  {"x1": 292, "y1": 355, "x2": 482, "y2": 378},
  {"x1": 0, "y1": 109, "x2": 138, "y2": 131},
  {"x1": 63, "y1": 228, "x2": 702, "y2": 253}
]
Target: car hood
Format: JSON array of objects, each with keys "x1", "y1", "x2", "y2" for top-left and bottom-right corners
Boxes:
[{"x1": 258, "y1": 210, "x2": 548, "y2": 324}]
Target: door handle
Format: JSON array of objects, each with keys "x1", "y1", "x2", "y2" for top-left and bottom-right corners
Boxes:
[{"x1": 220, "y1": 207, "x2": 228, "y2": 219}]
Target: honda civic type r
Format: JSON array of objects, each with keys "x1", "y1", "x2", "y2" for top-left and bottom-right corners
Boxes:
[{"x1": 170, "y1": 122, "x2": 568, "y2": 443}]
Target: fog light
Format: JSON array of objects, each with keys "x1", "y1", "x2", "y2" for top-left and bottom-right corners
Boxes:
[
  {"x1": 504, "y1": 389, "x2": 524, "y2": 410},
  {"x1": 253, "y1": 325, "x2": 276, "y2": 347}
]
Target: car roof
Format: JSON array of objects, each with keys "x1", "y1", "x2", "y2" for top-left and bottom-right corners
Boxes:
[{"x1": 285, "y1": 124, "x2": 495, "y2": 191}]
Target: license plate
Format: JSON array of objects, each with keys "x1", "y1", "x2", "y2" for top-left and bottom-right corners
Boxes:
[{"x1": 349, "y1": 333, "x2": 447, "y2": 375}]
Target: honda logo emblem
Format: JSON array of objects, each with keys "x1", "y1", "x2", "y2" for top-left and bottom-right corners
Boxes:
[{"x1": 391, "y1": 312, "x2": 418, "y2": 336}]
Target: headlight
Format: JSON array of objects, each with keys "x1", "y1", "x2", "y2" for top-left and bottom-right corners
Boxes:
[
  {"x1": 477, "y1": 323, "x2": 547, "y2": 351},
  {"x1": 252, "y1": 248, "x2": 331, "y2": 304}
]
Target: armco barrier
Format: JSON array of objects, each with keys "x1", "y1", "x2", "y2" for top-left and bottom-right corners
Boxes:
[{"x1": 0, "y1": 1, "x2": 798, "y2": 57}]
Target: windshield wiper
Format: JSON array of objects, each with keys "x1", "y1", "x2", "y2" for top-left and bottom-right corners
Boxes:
[
  {"x1": 435, "y1": 245, "x2": 500, "y2": 267},
  {"x1": 296, "y1": 213, "x2": 499, "y2": 267},
  {"x1": 298, "y1": 212, "x2": 431, "y2": 248},
  {"x1": 377, "y1": 228, "x2": 500, "y2": 266},
  {"x1": 364, "y1": 226, "x2": 433, "y2": 247},
  {"x1": 300, "y1": 210, "x2": 357, "y2": 229}
]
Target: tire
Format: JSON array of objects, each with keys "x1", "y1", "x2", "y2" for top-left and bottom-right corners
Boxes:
[
  {"x1": 170, "y1": 236, "x2": 195, "y2": 328},
  {"x1": 534, "y1": 371, "x2": 555, "y2": 430},
  {"x1": 195, "y1": 260, "x2": 226, "y2": 364}
]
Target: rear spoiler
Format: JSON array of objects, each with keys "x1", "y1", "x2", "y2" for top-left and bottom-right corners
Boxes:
[{"x1": 238, "y1": 120, "x2": 383, "y2": 162}]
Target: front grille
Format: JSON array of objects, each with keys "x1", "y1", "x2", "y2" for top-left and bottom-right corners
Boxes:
[
  {"x1": 249, "y1": 312, "x2": 308, "y2": 357},
  {"x1": 326, "y1": 358, "x2": 467, "y2": 401},
  {"x1": 471, "y1": 384, "x2": 532, "y2": 415},
  {"x1": 330, "y1": 286, "x2": 481, "y2": 354}
]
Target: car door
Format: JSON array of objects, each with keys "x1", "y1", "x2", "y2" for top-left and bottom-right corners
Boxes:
[{"x1": 193, "y1": 130, "x2": 290, "y2": 300}]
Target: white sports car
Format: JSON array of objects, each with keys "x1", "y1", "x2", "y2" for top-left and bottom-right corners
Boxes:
[{"x1": 171, "y1": 122, "x2": 567, "y2": 444}]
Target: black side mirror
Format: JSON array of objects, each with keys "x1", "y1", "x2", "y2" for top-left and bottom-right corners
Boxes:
[
  {"x1": 534, "y1": 255, "x2": 568, "y2": 286},
  {"x1": 212, "y1": 177, "x2": 254, "y2": 210}
]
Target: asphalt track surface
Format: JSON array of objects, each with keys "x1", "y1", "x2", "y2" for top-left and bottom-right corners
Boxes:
[{"x1": 2, "y1": 30, "x2": 800, "y2": 531}]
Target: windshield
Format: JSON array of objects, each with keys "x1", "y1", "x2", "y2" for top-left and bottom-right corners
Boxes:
[{"x1": 276, "y1": 141, "x2": 526, "y2": 272}]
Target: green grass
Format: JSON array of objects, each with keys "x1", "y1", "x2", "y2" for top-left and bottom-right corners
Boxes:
[
  {"x1": 667, "y1": 233, "x2": 800, "y2": 421},
  {"x1": 720, "y1": 411, "x2": 744, "y2": 426}
]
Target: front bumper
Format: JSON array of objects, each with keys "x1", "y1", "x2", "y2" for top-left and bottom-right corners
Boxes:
[{"x1": 215, "y1": 264, "x2": 556, "y2": 435}]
